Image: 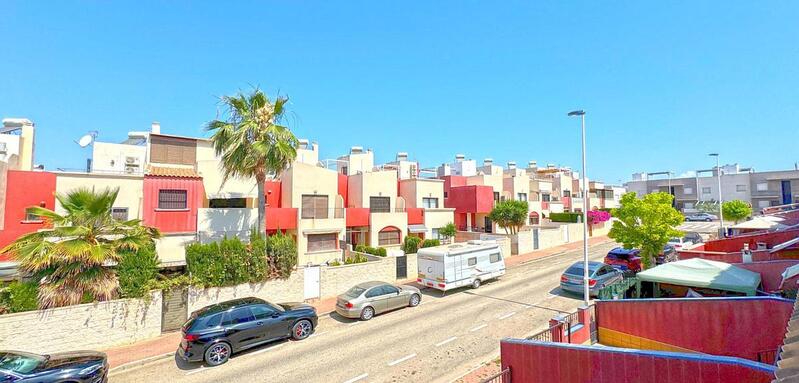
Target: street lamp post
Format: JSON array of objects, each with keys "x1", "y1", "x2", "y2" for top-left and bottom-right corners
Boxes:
[
  {"x1": 709, "y1": 153, "x2": 725, "y2": 236},
  {"x1": 568, "y1": 110, "x2": 590, "y2": 306}
]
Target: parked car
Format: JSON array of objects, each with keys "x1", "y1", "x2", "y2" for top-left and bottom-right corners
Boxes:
[
  {"x1": 560, "y1": 261, "x2": 623, "y2": 297},
  {"x1": 0, "y1": 350, "x2": 108, "y2": 383},
  {"x1": 667, "y1": 236, "x2": 694, "y2": 250},
  {"x1": 417, "y1": 240, "x2": 505, "y2": 291},
  {"x1": 335, "y1": 281, "x2": 422, "y2": 321},
  {"x1": 657, "y1": 244, "x2": 678, "y2": 265},
  {"x1": 604, "y1": 248, "x2": 642, "y2": 273},
  {"x1": 178, "y1": 297, "x2": 317, "y2": 366},
  {"x1": 685, "y1": 212, "x2": 718, "y2": 222},
  {"x1": 683, "y1": 232, "x2": 704, "y2": 244}
]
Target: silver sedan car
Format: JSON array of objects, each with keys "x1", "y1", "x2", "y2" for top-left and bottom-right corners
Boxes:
[{"x1": 335, "y1": 281, "x2": 422, "y2": 321}]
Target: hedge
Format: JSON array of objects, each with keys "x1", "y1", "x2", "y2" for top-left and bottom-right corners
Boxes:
[
  {"x1": 117, "y1": 244, "x2": 160, "y2": 298},
  {"x1": 421, "y1": 239, "x2": 440, "y2": 248},
  {"x1": 402, "y1": 237, "x2": 422, "y2": 254},
  {"x1": 355, "y1": 244, "x2": 387, "y2": 257},
  {"x1": 0, "y1": 280, "x2": 39, "y2": 313},
  {"x1": 549, "y1": 212, "x2": 582, "y2": 223}
]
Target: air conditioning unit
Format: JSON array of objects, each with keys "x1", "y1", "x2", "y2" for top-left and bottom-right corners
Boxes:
[
  {"x1": 124, "y1": 166, "x2": 136, "y2": 174},
  {"x1": 125, "y1": 156, "x2": 140, "y2": 165},
  {"x1": 0, "y1": 142, "x2": 6, "y2": 154}
]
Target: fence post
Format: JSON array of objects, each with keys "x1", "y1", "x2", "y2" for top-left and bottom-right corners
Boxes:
[{"x1": 549, "y1": 314, "x2": 568, "y2": 342}]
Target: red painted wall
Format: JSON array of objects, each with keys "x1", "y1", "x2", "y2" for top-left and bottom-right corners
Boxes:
[
  {"x1": 0, "y1": 171, "x2": 57, "y2": 260},
  {"x1": 596, "y1": 297, "x2": 793, "y2": 361},
  {"x1": 562, "y1": 196, "x2": 572, "y2": 209},
  {"x1": 406, "y1": 208, "x2": 424, "y2": 225},
  {"x1": 733, "y1": 260, "x2": 799, "y2": 292},
  {"x1": 265, "y1": 208, "x2": 297, "y2": 230},
  {"x1": 500, "y1": 339, "x2": 776, "y2": 383},
  {"x1": 446, "y1": 185, "x2": 493, "y2": 213},
  {"x1": 346, "y1": 207, "x2": 370, "y2": 227},
  {"x1": 337, "y1": 174, "x2": 348, "y2": 208},
  {"x1": 679, "y1": 248, "x2": 796, "y2": 263},
  {"x1": 263, "y1": 180, "x2": 282, "y2": 207},
  {"x1": 703, "y1": 228, "x2": 799, "y2": 253},
  {"x1": 143, "y1": 176, "x2": 204, "y2": 234}
]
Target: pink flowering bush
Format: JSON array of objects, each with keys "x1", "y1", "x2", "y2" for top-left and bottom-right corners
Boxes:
[{"x1": 587, "y1": 210, "x2": 611, "y2": 224}]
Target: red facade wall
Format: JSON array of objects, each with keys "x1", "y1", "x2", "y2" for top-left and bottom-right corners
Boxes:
[
  {"x1": 346, "y1": 208, "x2": 370, "y2": 227},
  {"x1": 0, "y1": 171, "x2": 57, "y2": 260},
  {"x1": 703, "y1": 228, "x2": 799, "y2": 253},
  {"x1": 406, "y1": 208, "x2": 424, "y2": 225},
  {"x1": 596, "y1": 297, "x2": 793, "y2": 361},
  {"x1": 143, "y1": 176, "x2": 204, "y2": 234},
  {"x1": 446, "y1": 185, "x2": 493, "y2": 214},
  {"x1": 500, "y1": 339, "x2": 776, "y2": 383},
  {"x1": 337, "y1": 174, "x2": 348, "y2": 208},
  {"x1": 265, "y1": 208, "x2": 297, "y2": 230},
  {"x1": 263, "y1": 180, "x2": 282, "y2": 207}
]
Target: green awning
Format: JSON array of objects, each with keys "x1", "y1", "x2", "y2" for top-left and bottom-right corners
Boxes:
[{"x1": 637, "y1": 258, "x2": 761, "y2": 296}]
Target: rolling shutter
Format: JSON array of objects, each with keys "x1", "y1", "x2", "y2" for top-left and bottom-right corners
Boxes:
[{"x1": 307, "y1": 233, "x2": 337, "y2": 252}]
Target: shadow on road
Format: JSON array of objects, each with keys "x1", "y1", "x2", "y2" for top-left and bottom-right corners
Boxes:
[
  {"x1": 548, "y1": 287, "x2": 586, "y2": 301},
  {"x1": 462, "y1": 290, "x2": 570, "y2": 314}
]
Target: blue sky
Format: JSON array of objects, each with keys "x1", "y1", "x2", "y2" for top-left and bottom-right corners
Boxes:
[{"x1": 1, "y1": 1, "x2": 797, "y2": 184}]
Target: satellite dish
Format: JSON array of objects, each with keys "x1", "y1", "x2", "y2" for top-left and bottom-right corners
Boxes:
[{"x1": 76, "y1": 131, "x2": 98, "y2": 148}]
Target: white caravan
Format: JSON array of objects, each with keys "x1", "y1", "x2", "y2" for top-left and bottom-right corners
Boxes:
[{"x1": 416, "y1": 240, "x2": 506, "y2": 291}]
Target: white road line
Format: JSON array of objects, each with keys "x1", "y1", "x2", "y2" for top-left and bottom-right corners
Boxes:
[
  {"x1": 388, "y1": 353, "x2": 417, "y2": 366},
  {"x1": 498, "y1": 311, "x2": 516, "y2": 320},
  {"x1": 435, "y1": 336, "x2": 458, "y2": 347},
  {"x1": 186, "y1": 367, "x2": 207, "y2": 376},
  {"x1": 342, "y1": 373, "x2": 369, "y2": 383},
  {"x1": 250, "y1": 343, "x2": 285, "y2": 356},
  {"x1": 469, "y1": 324, "x2": 488, "y2": 332}
]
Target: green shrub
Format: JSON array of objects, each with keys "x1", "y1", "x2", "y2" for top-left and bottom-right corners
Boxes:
[
  {"x1": 345, "y1": 253, "x2": 368, "y2": 264},
  {"x1": 186, "y1": 241, "x2": 226, "y2": 287},
  {"x1": 421, "y1": 239, "x2": 441, "y2": 248},
  {"x1": 402, "y1": 236, "x2": 422, "y2": 254},
  {"x1": 376, "y1": 247, "x2": 387, "y2": 257},
  {"x1": 267, "y1": 232, "x2": 298, "y2": 279},
  {"x1": 549, "y1": 212, "x2": 582, "y2": 223},
  {"x1": 117, "y1": 244, "x2": 159, "y2": 298},
  {"x1": 355, "y1": 244, "x2": 368, "y2": 253},
  {"x1": 0, "y1": 281, "x2": 39, "y2": 313},
  {"x1": 328, "y1": 260, "x2": 342, "y2": 267}
]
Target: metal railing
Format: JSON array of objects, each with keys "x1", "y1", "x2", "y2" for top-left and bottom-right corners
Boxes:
[
  {"x1": 526, "y1": 304, "x2": 597, "y2": 345},
  {"x1": 300, "y1": 208, "x2": 345, "y2": 219},
  {"x1": 597, "y1": 277, "x2": 640, "y2": 300},
  {"x1": 480, "y1": 368, "x2": 511, "y2": 383},
  {"x1": 526, "y1": 322, "x2": 560, "y2": 343}
]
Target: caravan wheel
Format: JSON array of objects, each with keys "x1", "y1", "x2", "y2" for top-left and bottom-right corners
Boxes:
[{"x1": 471, "y1": 279, "x2": 481, "y2": 289}]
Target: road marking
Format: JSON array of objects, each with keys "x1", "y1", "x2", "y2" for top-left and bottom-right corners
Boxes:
[
  {"x1": 470, "y1": 324, "x2": 488, "y2": 332},
  {"x1": 250, "y1": 343, "x2": 285, "y2": 356},
  {"x1": 186, "y1": 367, "x2": 207, "y2": 376},
  {"x1": 388, "y1": 353, "x2": 417, "y2": 366},
  {"x1": 498, "y1": 311, "x2": 516, "y2": 320},
  {"x1": 435, "y1": 336, "x2": 457, "y2": 347},
  {"x1": 347, "y1": 321, "x2": 360, "y2": 326},
  {"x1": 342, "y1": 373, "x2": 369, "y2": 383}
]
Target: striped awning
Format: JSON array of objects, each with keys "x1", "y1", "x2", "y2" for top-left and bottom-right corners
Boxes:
[
  {"x1": 146, "y1": 165, "x2": 201, "y2": 178},
  {"x1": 408, "y1": 224, "x2": 428, "y2": 233}
]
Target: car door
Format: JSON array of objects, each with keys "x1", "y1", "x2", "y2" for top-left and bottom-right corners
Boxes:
[
  {"x1": 383, "y1": 285, "x2": 407, "y2": 310},
  {"x1": 221, "y1": 307, "x2": 260, "y2": 350},
  {"x1": 365, "y1": 285, "x2": 391, "y2": 313},
  {"x1": 250, "y1": 304, "x2": 287, "y2": 340}
]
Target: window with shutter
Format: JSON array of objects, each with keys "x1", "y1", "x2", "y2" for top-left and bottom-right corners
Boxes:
[
  {"x1": 307, "y1": 233, "x2": 337, "y2": 252},
  {"x1": 158, "y1": 190, "x2": 188, "y2": 210},
  {"x1": 370, "y1": 197, "x2": 390, "y2": 213},
  {"x1": 422, "y1": 198, "x2": 438, "y2": 209},
  {"x1": 378, "y1": 229, "x2": 400, "y2": 246},
  {"x1": 301, "y1": 195, "x2": 329, "y2": 219},
  {"x1": 111, "y1": 207, "x2": 129, "y2": 221}
]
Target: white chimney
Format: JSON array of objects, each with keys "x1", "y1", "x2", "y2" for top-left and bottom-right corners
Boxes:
[
  {"x1": 507, "y1": 161, "x2": 517, "y2": 170},
  {"x1": 484, "y1": 158, "x2": 494, "y2": 166},
  {"x1": 151, "y1": 121, "x2": 161, "y2": 134},
  {"x1": 350, "y1": 146, "x2": 363, "y2": 154},
  {"x1": 455, "y1": 154, "x2": 465, "y2": 162},
  {"x1": 396, "y1": 152, "x2": 408, "y2": 161},
  {"x1": 528, "y1": 160, "x2": 537, "y2": 169}
]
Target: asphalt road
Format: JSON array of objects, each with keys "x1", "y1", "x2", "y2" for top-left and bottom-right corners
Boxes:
[{"x1": 110, "y1": 242, "x2": 617, "y2": 383}]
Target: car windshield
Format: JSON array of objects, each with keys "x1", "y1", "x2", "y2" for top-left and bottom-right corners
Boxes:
[
  {"x1": 0, "y1": 352, "x2": 45, "y2": 374},
  {"x1": 344, "y1": 286, "x2": 367, "y2": 298}
]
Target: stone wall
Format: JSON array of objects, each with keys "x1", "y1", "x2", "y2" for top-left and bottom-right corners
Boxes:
[
  {"x1": 0, "y1": 292, "x2": 162, "y2": 354},
  {"x1": 319, "y1": 258, "x2": 395, "y2": 298},
  {"x1": 406, "y1": 253, "x2": 418, "y2": 280}
]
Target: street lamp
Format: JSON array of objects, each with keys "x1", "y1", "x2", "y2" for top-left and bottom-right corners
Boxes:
[
  {"x1": 568, "y1": 109, "x2": 590, "y2": 306},
  {"x1": 709, "y1": 153, "x2": 725, "y2": 236}
]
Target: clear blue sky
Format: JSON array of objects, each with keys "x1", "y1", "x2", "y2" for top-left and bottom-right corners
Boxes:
[{"x1": 1, "y1": 1, "x2": 797, "y2": 184}]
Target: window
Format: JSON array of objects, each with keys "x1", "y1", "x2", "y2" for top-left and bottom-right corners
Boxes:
[
  {"x1": 307, "y1": 233, "x2": 337, "y2": 252},
  {"x1": 378, "y1": 229, "x2": 401, "y2": 246},
  {"x1": 209, "y1": 198, "x2": 246, "y2": 208},
  {"x1": 493, "y1": 192, "x2": 500, "y2": 202},
  {"x1": 370, "y1": 197, "x2": 391, "y2": 213},
  {"x1": 432, "y1": 228, "x2": 441, "y2": 239},
  {"x1": 382, "y1": 285, "x2": 399, "y2": 295},
  {"x1": 490, "y1": 252, "x2": 502, "y2": 263},
  {"x1": 222, "y1": 307, "x2": 255, "y2": 325},
  {"x1": 736, "y1": 185, "x2": 747, "y2": 192},
  {"x1": 365, "y1": 287, "x2": 383, "y2": 298},
  {"x1": 563, "y1": 190, "x2": 570, "y2": 197},
  {"x1": 542, "y1": 194, "x2": 551, "y2": 202},
  {"x1": 468, "y1": 257, "x2": 477, "y2": 266},
  {"x1": 517, "y1": 193, "x2": 527, "y2": 201},
  {"x1": 758, "y1": 200, "x2": 771, "y2": 208},
  {"x1": 23, "y1": 210, "x2": 40, "y2": 222},
  {"x1": 422, "y1": 197, "x2": 439, "y2": 209},
  {"x1": 301, "y1": 195, "x2": 329, "y2": 219},
  {"x1": 111, "y1": 208, "x2": 129, "y2": 221},
  {"x1": 701, "y1": 187, "x2": 712, "y2": 194},
  {"x1": 443, "y1": 192, "x2": 448, "y2": 198},
  {"x1": 757, "y1": 183, "x2": 768, "y2": 191},
  {"x1": 186, "y1": 312, "x2": 224, "y2": 331},
  {"x1": 158, "y1": 190, "x2": 187, "y2": 210},
  {"x1": 684, "y1": 187, "x2": 693, "y2": 195},
  {"x1": 684, "y1": 202, "x2": 694, "y2": 209},
  {"x1": 250, "y1": 304, "x2": 278, "y2": 320}
]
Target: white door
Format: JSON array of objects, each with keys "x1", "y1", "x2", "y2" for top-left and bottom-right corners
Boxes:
[{"x1": 303, "y1": 266, "x2": 321, "y2": 300}]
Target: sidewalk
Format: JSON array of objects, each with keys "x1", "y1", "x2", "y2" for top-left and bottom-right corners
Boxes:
[{"x1": 106, "y1": 236, "x2": 611, "y2": 372}]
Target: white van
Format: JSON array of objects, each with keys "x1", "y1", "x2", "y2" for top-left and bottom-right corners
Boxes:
[{"x1": 416, "y1": 240, "x2": 506, "y2": 291}]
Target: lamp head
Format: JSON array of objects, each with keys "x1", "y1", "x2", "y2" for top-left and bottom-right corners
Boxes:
[{"x1": 567, "y1": 110, "x2": 586, "y2": 116}]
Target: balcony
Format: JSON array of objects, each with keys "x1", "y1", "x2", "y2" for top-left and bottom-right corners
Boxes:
[
  {"x1": 346, "y1": 207, "x2": 370, "y2": 227},
  {"x1": 266, "y1": 207, "x2": 298, "y2": 230},
  {"x1": 299, "y1": 207, "x2": 345, "y2": 232},
  {"x1": 406, "y1": 207, "x2": 424, "y2": 225}
]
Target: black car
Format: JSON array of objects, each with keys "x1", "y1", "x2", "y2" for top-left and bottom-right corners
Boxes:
[
  {"x1": 0, "y1": 350, "x2": 107, "y2": 383},
  {"x1": 178, "y1": 297, "x2": 318, "y2": 366}
]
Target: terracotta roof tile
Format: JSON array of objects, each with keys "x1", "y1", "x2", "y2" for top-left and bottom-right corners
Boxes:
[{"x1": 146, "y1": 165, "x2": 201, "y2": 178}]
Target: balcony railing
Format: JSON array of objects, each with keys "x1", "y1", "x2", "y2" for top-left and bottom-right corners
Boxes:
[{"x1": 301, "y1": 208, "x2": 344, "y2": 219}]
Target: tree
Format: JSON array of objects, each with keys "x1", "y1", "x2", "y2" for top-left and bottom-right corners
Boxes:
[
  {"x1": 1, "y1": 188, "x2": 161, "y2": 308},
  {"x1": 488, "y1": 200, "x2": 529, "y2": 235},
  {"x1": 206, "y1": 88, "x2": 299, "y2": 234},
  {"x1": 608, "y1": 192, "x2": 683, "y2": 268},
  {"x1": 439, "y1": 222, "x2": 457, "y2": 243},
  {"x1": 723, "y1": 200, "x2": 752, "y2": 224}
]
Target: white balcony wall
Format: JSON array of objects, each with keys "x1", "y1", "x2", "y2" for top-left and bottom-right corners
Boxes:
[{"x1": 197, "y1": 208, "x2": 258, "y2": 243}]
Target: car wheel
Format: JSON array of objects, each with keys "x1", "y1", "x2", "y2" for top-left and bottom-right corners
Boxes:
[
  {"x1": 360, "y1": 306, "x2": 375, "y2": 321},
  {"x1": 472, "y1": 279, "x2": 481, "y2": 289},
  {"x1": 204, "y1": 342, "x2": 231, "y2": 366},
  {"x1": 409, "y1": 293, "x2": 421, "y2": 307},
  {"x1": 292, "y1": 319, "x2": 313, "y2": 340},
  {"x1": 705, "y1": 218, "x2": 711, "y2": 222}
]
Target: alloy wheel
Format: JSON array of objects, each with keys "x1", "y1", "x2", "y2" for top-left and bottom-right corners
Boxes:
[
  {"x1": 206, "y1": 343, "x2": 230, "y2": 366},
  {"x1": 409, "y1": 294, "x2": 420, "y2": 307},
  {"x1": 293, "y1": 320, "x2": 312, "y2": 340}
]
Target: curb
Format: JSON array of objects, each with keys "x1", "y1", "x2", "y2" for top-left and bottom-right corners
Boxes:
[{"x1": 108, "y1": 352, "x2": 175, "y2": 376}]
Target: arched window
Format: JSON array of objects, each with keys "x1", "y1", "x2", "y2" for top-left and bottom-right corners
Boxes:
[{"x1": 378, "y1": 226, "x2": 401, "y2": 246}]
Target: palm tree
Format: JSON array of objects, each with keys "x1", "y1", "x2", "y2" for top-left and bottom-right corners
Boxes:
[
  {"x1": 0, "y1": 188, "x2": 160, "y2": 309},
  {"x1": 206, "y1": 88, "x2": 299, "y2": 234}
]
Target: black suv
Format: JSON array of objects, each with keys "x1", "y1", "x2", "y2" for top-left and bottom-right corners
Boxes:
[{"x1": 178, "y1": 297, "x2": 317, "y2": 366}]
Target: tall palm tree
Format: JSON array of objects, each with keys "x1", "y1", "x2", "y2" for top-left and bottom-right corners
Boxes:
[
  {"x1": 1, "y1": 188, "x2": 160, "y2": 309},
  {"x1": 206, "y1": 88, "x2": 299, "y2": 234}
]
